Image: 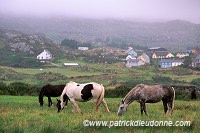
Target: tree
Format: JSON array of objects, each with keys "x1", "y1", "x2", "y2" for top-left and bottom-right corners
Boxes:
[{"x1": 61, "y1": 39, "x2": 79, "y2": 49}]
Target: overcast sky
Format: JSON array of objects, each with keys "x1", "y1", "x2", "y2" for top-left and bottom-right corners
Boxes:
[{"x1": 0, "y1": 0, "x2": 200, "y2": 23}]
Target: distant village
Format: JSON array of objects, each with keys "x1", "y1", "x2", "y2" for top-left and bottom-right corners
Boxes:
[{"x1": 36, "y1": 46, "x2": 200, "y2": 69}]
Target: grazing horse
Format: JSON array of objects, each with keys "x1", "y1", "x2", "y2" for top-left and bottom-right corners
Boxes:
[
  {"x1": 39, "y1": 84, "x2": 66, "y2": 107},
  {"x1": 117, "y1": 84, "x2": 175, "y2": 116},
  {"x1": 57, "y1": 81, "x2": 110, "y2": 113}
]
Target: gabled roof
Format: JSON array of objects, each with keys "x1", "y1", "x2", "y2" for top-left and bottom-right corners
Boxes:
[
  {"x1": 141, "y1": 53, "x2": 150, "y2": 59},
  {"x1": 154, "y1": 51, "x2": 169, "y2": 56},
  {"x1": 43, "y1": 50, "x2": 52, "y2": 55},
  {"x1": 124, "y1": 47, "x2": 134, "y2": 54}
]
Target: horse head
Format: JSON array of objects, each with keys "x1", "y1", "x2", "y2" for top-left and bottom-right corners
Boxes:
[
  {"x1": 117, "y1": 100, "x2": 128, "y2": 116},
  {"x1": 39, "y1": 97, "x2": 43, "y2": 106},
  {"x1": 56, "y1": 99, "x2": 62, "y2": 112}
]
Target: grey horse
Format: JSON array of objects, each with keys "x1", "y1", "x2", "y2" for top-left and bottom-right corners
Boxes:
[{"x1": 117, "y1": 84, "x2": 175, "y2": 116}]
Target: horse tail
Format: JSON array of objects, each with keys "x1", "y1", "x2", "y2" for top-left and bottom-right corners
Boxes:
[
  {"x1": 171, "y1": 86, "x2": 175, "y2": 114},
  {"x1": 95, "y1": 84, "x2": 105, "y2": 107},
  {"x1": 39, "y1": 85, "x2": 46, "y2": 105}
]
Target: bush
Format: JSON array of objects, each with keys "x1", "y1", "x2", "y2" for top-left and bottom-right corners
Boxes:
[
  {"x1": 105, "y1": 85, "x2": 131, "y2": 98},
  {"x1": 0, "y1": 82, "x2": 8, "y2": 95},
  {"x1": 174, "y1": 89, "x2": 191, "y2": 100},
  {"x1": 191, "y1": 78, "x2": 200, "y2": 87},
  {"x1": 0, "y1": 82, "x2": 41, "y2": 96},
  {"x1": 172, "y1": 67, "x2": 192, "y2": 76},
  {"x1": 152, "y1": 76, "x2": 173, "y2": 84}
]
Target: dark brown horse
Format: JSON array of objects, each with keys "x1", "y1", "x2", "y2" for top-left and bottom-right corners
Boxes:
[
  {"x1": 118, "y1": 84, "x2": 175, "y2": 116},
  {"x1": 39, "y1": 84, "x2": 66, "y2": 107}
]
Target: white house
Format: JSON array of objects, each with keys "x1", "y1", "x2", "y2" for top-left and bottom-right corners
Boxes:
[
  {"x1": 126, "y1": 59, "x2": 145, "y2": 68},
  {"x1": 126, "y1": 55, "x2": 136, "y2": 60},
  {"x1": 37, "y1": 50, "x2": 52, "y2": 60}
]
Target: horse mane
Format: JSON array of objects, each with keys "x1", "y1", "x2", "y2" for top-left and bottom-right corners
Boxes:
[{"x1": 123, "y1": 84, "x2": 145, "y2": 102}]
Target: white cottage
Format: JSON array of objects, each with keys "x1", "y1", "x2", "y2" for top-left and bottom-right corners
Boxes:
[{"x1": 37, "y1": 50, "x2": 52, "y2": 60}]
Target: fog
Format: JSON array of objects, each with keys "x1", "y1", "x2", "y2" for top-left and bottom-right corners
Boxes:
[{"x1": 0, "y1": 0, "x2": 200, "y2": 23}]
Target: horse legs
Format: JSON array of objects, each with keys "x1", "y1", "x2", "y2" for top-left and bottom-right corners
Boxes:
[
  {"x1": 143, "y1": 103, "x2": 147, "y2": 116},
  {"x1": 140, "y1": 102, "x2": 147, "y2": 116},
  {"x1": 48, "y1": 96, "x2": 52, "y2": 107},
  {"x1": 140, "y1": 103, "x2": 144, "y2": 115},
  {"x1": 70, "y1": 99, "x2": 81, "y2": 113},
  {"x1": 167, "y1": 101, "x2": 174, "y2": 115},
  {"x1": 93, "y1": 98, "x2": 110, "y2": 112},
  {"x1": 101, "y1": 99, "x2": 110, "y2": 113},
  {"x1": 94, "y1": 99, "x2": 100, "y2": 112},
  {"x1": 65, "y1": 99, "x2": 68, "y2": 107},
  {"x1": 162, "y1": 100, "x2": 168, "y2": 114}
]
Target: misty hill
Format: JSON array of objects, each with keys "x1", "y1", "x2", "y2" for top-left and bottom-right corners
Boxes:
[
  {"x1": 0, "y1": 15, "x2": 200, "y2": 51},
  {"x1": 0, "y1": 29, "x2": 65, "y2": 67}
]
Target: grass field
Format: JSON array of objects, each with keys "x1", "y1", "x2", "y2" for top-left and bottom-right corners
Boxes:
[{"x1": 0, "y1": 96, "x2": 199, "y2": 133}]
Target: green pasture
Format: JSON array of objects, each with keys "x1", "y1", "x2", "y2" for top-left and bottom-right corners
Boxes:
[
  {"x1": 1, "y1": 64, "x2": 200, "y2": 88},
  {"x1": 0, "y1": 96, "x2": 199, "y2": 133},
  {"x1": 13, "y1": 67, "x2": 102, "y2": 77}
]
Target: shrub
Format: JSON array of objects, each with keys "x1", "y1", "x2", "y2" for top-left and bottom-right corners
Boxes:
[
  {"x1": 0, "y1": 82, "x2": 8, "y2": 95},
  {"x1": 6, "y1": 82, "x2": 40, "y2": 96},
  {"x1": 191, "y1": 78, "x2": 200, "y2": 87},
  {"x1": 105, "y1": 85, "x2": 131, "y2": 98},
  {"x1": 172, "y1": 67, "x2": 192, "y2": 76},
  {"x1": 152, "y1": 76, "x2": 173, "y2": 84}
]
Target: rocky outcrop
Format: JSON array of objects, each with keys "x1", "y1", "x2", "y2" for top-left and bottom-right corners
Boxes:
[{"x1": 0, "y1": 29, "x2": 55, "y2": 54}]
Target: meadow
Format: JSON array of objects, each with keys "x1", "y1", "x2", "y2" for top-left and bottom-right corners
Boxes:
[
  {"x1": 0, "y1": 96, "x2": 199, "y2": 133},
  {"x1": 1, "y1": 64, "x2": 200, "y2": 88}
]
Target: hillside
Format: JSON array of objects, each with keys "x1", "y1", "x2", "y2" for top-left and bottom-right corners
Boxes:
[
  {"x1": 0, "y1": 14, "x2": 200, "y2": 51},
  {"x1": 0, "y1": 29, "x2": 65, "y2": 67}
]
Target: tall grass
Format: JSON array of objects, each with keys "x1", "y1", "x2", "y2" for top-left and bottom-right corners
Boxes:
[{"x1": 0, "y1": 96, "x2": 199, "y2": 132}]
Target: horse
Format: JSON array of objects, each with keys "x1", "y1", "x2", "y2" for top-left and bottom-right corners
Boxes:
[
  {"x1": 39, "y1": 84, "x2": 66, "y2": 107},
  {"x1": 117, "y1": 84, "x2": 175, "y2": 116},
  {"x1": 56, "y1": 81, "x2": 110, "y2": 113}
]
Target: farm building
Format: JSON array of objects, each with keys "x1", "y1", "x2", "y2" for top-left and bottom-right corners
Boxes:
[
  {"x1": 138, "y1": 53, "x2": 150, "y2": 64},
  {"x1": 37, "y1": 50, "x2": 52, "y2": 60},
  {"x1": 126, "y1": 58, "x2": 145, "y2": 68},
  {"x1": 160, "y1": 59, "x2": 184, "y2": 68},
  {"x1": 176, "y1": 53, "x2": 189, "y2": 58},
  {"x1": 124, "y1": 47, "x2": 137, "y2": 57},
  {"x1": 152, "y1": 51, "x2": 174, "y2": 59}
]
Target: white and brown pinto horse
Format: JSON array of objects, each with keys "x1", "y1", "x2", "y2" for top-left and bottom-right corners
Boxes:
[
  {"x1": 118, "y1": 84, "x2": 175, "y2": 116},
  {"x1": 57, "y1": 81, "x2": 110, "y2": 113}
]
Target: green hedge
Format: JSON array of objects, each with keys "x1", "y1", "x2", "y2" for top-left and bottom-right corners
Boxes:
[
  {"x1": 0, "y1": 82, "x2": 41, "y2": 96},
  {"x1": 0, "y1": 80, "x2": 199, "y2": 101}
]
